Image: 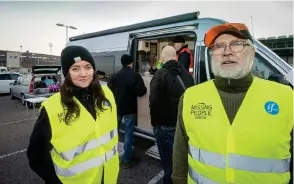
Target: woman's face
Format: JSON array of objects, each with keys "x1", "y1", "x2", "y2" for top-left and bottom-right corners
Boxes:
[{"x1": 68, "y1": 60, "x2": 94, "y2": 88}]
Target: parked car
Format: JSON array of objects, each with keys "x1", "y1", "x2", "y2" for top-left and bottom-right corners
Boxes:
[
  {"x1": 0, "y1": 72, "x2": 21, "y2": 94},
  {"x1": 0, "y1": 66, "x2": 8, "y2": 73},
  {"x1": 10, "y1": 65, "x2": 61, "y2": 108}
]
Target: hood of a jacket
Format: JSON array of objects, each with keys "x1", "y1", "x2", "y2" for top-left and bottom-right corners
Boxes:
[
  {"x1": 162, "y1": 60, "x2": 183, "y2": 76},
  {"x1": 176, "y1": 44, "x2": 188, "y2": 55}
]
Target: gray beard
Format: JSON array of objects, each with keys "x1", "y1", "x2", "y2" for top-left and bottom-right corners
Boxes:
[{"x1": 211, "y1": 56, "x2": 254, "y2": 79}]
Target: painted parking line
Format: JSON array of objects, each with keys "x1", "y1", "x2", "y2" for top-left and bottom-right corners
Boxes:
[
  {"x1": 0, "y1": 118, "x2": 35, "y2": 126},
  {"x1": 0, "y1": 149, "x2": 27, "y2": 159},
  {"x1": 147, "y1": 170, "x2": 164, "y2": 184}
]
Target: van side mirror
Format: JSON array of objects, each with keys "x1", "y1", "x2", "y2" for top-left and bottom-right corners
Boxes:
[{"x1": 268, "y1": 73, "x2": 290, "y2": 85}]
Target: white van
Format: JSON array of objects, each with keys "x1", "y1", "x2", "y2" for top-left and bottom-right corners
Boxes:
[
  {"x1": 0, "y1": 67, "x2": 8, "y2": 73},
  {"x1": 66, "y1": 11, "x2": 293, "y2": 142}
]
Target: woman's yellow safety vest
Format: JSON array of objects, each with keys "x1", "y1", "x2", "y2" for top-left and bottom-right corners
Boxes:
[
  {"x1": 42, "y1": 85, "x2": 119, "y2": 184},
  {"x1": 182, "y1": 78, "x2": 293, "y2": 184}
]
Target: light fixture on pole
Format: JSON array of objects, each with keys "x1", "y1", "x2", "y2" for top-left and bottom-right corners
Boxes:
[
  {"x1": 56, "y1": 23, "x2": 77, "y2": 42},
  {"x1": 250, "y1": 16, "x2": 255, "y2": 38}
]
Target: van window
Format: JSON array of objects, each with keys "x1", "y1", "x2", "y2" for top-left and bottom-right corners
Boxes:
[
  {"x1": 206, "y1": 51, "x2": 280, "y2": 81},
  {"x1": 252, "y1": 53, "x2": 280, "y2": 80},
  {"x1": 10, "y1": 74, "x2": 20, "y2": 80},
  {"x1": 92, "y1": 55, "x2": 115, "y2": 79},
  {"x1": 0, "y1": 74, "x2": 11, "y2": 80}
]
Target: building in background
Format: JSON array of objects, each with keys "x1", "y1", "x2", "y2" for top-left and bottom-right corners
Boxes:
[
  {"x1": 258, "y1": 35, "x2": 293, "y2": 66},
  {"x1": 0, "y1": 50, "x2": 60, "y2": 73}
]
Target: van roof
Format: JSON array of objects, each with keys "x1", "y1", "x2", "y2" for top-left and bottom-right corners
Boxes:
[{"x1": 69, "y1": 11, "x2": 200, "y2": 42}]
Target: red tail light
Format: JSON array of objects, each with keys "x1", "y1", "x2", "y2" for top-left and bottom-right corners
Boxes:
[{"x1": 29, "y1": 76, "x2": 35, "y2": 94}]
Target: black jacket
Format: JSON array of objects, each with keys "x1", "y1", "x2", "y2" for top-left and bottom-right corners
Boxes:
[
  {"x1": 177, "y1": 45, "x2": 192, "y2": 72},
  {"x1": 149, "y1": 60, "x2": 194, "y2": 127},
  {"x1": 27, "y1": 87, "x2": 104, "y2": 184},
  {"x1": 107, "y1": 66, "x2": 147, "y2": 116}
]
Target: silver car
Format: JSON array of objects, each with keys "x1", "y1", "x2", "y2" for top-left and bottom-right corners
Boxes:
[{"x1": 10, "y1": 65, "x2": 61, "y2": 108}]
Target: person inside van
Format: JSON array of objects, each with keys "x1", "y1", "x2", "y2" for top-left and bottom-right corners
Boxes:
[
  {"x1": 27, "y1": 46, "x2": 119, "y2": 184},
  {"x1": 172, "y1": 23, "x2": 293, "y2": 184},
  {"x1": 149, "y1": 46, "x2": 166, "y2": 75},
  {"x1": 149, "y1": 46, "x2": 194, "y2": 184},
  {"x1": 173, "y1": 36, "x2": 194, "y2": 75},
  {"x1": 107, "y1": 54, "x2": 147, "y2": 168}
]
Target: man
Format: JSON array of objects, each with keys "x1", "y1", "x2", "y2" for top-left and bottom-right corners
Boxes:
[
  {"x1": 149, "y1": 46, "x2": 194, "y2": 184},
  {"x1": 173, "y1": 36, "x2": 194, "y2": 75},
  {"x1": 172, "y1": 23, "x2": 293, "y2": 184},
  {"x1": 149, "y1": 46, "x2": 166, "y2": 75},
  {"x1": 108, "y1": 54, "x2": 147, "y2": 168}
]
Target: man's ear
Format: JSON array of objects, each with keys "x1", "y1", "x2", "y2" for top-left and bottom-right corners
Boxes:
[{"x1": 250, "y1": 46, "x2": 256, "y2": 59}]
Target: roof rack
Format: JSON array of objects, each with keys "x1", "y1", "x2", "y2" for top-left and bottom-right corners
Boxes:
[{"x1": 69, "y1": 11, "x2": 200, "y2": 42}]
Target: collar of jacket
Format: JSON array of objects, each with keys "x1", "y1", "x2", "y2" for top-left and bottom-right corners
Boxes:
[
  {"x1": 122, "y1": 66, "x2": 132, "y2": 70},
  {"x1": 72, "y1": 85, "x2": 92, "y2": 102},
  {"x1": 214, "y1": 73, "x2": 253, "y2": 93},
  {"x1": 176, "y1": 44, "x2": 189, "y2": 55}
]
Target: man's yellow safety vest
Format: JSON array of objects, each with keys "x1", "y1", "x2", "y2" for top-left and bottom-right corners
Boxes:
[
  {"x1": 42, "y1": 85, "x2": 119, "y2": 184},
  {"x1": 182, "y1": 77, "x2": 293, "y2": 184}
]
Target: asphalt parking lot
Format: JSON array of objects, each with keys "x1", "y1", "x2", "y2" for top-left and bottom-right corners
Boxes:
[{"x1": 0, "y1": 94, "x2": 162, "y2": 184}]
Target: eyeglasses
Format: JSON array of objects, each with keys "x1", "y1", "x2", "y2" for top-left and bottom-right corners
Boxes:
[{"x1": 211, "y1": 41, "x2": 250, "y2": 55}]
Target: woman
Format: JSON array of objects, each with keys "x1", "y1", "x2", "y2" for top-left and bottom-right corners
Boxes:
[{"x1": 27, "y1": 46, "x2": 119, "y2": 184}]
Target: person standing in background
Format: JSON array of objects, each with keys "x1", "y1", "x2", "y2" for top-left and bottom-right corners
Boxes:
[{"x1": 108, "y1": 54, "x2": 147, "y2": 169}]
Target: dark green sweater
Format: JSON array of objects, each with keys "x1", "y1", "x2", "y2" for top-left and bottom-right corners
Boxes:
[{"x1": 171, "y1": 74, "x2": 293, "y2": 183}]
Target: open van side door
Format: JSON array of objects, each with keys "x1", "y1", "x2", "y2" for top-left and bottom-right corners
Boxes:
[
  {"x1": 125, "y1": 25, "x2": 199, "y2": 159},
  {"x1": 126, "y1": 25, "x2": 198, "y2": 138}
]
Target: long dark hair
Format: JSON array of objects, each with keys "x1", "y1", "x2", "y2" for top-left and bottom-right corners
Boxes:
[{"x1": 60, "y1": 73, "x2": 110, "y2": 125}]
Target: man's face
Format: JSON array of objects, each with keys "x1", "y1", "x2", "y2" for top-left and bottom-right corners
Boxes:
[
  {"x1": 173, "y1": 42, "x2": 184, "y2": 51},
  {"x1": 211, "y1": 34, "x2": 255, "y2": 79}
]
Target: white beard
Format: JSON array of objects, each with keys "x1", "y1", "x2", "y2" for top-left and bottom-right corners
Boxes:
[{"x1": 211, "y1": 54, "x2": 254, "y2": 79}]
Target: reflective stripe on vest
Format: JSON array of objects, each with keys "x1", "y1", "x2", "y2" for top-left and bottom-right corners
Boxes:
[
  {"x1": 54, "y1": 145, "x2": 117, "y2": 177},
  {"x1": 189, "y1": 166, "x2": 218, "y2": 184},
  {"x1": 57, "y1": 129, "x2": 118, "y2": 161},
  {"x1": 189, "y1": 145, "x2": 290, "y2": 173}
]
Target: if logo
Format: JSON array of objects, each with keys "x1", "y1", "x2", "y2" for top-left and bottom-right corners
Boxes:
[{"x1": 264, "y1": 101, "x2": 279, "y2": 115}]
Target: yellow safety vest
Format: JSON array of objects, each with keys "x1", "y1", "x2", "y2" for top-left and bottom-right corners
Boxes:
[
  {"x1": 182, "y1": 78, "x2": 293, "y2": 184},
  {"x1": 42, "y1": 85, "x2": 119, "y2": 184},
  {"x1": 156, "y1": 60, "x2": 163, "y2": 69}
]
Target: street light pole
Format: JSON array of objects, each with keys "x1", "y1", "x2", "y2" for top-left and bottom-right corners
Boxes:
[
  {"x1": 56, "y1": 23, "x2": 77, "y2": 42},
  {"x1": 20, "y1": 45, "x2": 22, "y2": 63},
  {"x1": 66, "y1": 26, "x2": 68, "y2": 43}
]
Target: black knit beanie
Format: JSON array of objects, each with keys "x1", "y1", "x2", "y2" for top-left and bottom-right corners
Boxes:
[
  {"x1": 121, "y1": 54, "x2": 133, "y2": 66},
  {"x1": 173, "y1": 36, "x2": 185, "y2": 43},
  {"x1": 60, "y1": 46, "x2": 96, "y2": 77}
]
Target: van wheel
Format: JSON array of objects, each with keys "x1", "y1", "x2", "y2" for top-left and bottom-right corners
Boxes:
[
  {"x1": 21, "y1": 94, "x2": 26, "y2": 106},
  {"x1": 10, "y1": 91, "x2": 15, "y2": 100}
]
